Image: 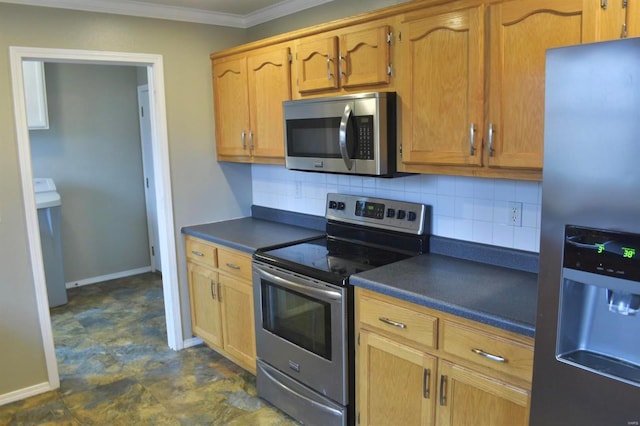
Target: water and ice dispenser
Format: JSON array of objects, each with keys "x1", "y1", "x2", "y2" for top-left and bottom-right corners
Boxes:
[{"x1": 556, "y1": 225, "x2": 640, "y2": 386}]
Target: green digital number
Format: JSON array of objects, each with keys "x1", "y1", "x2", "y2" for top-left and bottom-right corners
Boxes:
[
  {"x1": 622, "y1": 247, "x2": 636, "y2": 259},
  {"x1": 595, "y1": 243, "x2": 605, "y2": 254}
]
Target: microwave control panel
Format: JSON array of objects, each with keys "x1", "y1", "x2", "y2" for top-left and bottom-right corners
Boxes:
[{"x1": 355, "y1": 116, "x2": 374, "y2": 160}]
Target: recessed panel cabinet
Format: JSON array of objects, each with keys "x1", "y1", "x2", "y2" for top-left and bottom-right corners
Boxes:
[
  {"x1": 293, "y1": 22, "x2": 393, "y2": 97},
  {"x1": 185, "y1": 236, "x2": 256, "y2": 374},
  {"x1": 398, "y1": 0, "x2": 589, "y2": 180},
  {"x1": 356, "y1": 288, "x2": 533, "y2": 426},
  {"x1": 212, "y1": 44, "x2": 291, "y2": 163}
]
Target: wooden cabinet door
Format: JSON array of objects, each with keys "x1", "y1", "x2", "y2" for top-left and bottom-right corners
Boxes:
[
  {"x1": 213, "y1": 56, "x2": 250, "y2": 158},
  {"x1": 358, "y1": 330, "x2": 436, "y2": 426},
  {"x1": 247, "y1": 45, "x2": 291, "y2": 159},
  {"x1": 400, "y1": 7, "x2": 484, "y2": 167},
  {"x1": 295, "y1": 36, "x2": 339, "y2": 93},
  {"x1": 187, "y1": 262, "x2": 223, "y2": 350},
  {"x1": 220, "y1": 274, "x2": 256, "y2": 373},
  {"x1": 487, "y1": 0, "x2": 585, "y2": 170},
  {"x1": 436, "y1": 360, "x2": 530, "y2": 426},
  {"x1": 339, "y1": 25, "x2": 390, "y2": 88}
]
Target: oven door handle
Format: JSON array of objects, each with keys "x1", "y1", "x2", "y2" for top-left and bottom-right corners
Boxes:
[{"x1": 255, "y1": 267, "x2": 343, "y2": 301}]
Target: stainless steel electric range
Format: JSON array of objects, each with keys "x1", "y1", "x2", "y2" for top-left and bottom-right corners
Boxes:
[{"x1": 252, "y1": 193, "x2": 431, "y2": 426}]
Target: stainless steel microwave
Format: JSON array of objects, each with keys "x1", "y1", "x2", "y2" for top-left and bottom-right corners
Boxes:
[{"x1": 283, "y1": 92, "x2": 397, "y2": 176}]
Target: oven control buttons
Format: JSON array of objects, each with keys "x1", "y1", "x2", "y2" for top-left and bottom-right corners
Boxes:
[
  {"x1": 408, "y1": 211, "x2": 417, "y2": 221},
  {"x1": 386, "y1": 208, "x2": 396, "y2": 218},
  {"x1": 397, "y1": 210, "x2": 406, "y2": 220},
  {"x1": 328, "y1": 200, "x2": 346, "y2": 210}
]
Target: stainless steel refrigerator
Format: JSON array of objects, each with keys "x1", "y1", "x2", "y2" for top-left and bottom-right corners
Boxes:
[{"x1": 530, "y1": 38, "x2": 640, "y2": 425}]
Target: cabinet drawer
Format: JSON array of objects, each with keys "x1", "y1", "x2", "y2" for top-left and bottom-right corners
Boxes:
[
  {"x1": 186, "y1": 238, "x2": 217, "y2": 268},
  {"x1": 218, "y1": 248, "x2": 252, "y2": 280},
  {"x1": 359, "y1": 294, "x2": 438, "y2": 349},
  {"x1": 442, "y1": 320, "x2": 533, "y2": 383}
]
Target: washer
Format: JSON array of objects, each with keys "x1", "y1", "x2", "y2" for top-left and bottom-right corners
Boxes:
[{"x1": 34, "y1": 178, "x2": 67, "y2": 307}]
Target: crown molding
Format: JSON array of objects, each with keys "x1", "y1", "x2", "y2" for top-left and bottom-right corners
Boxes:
[
  {"x1": 245, "y1": 0, "x2": 333, "y2": 27},
  {"x1": 0, "y1": 0, "x2": 333, "y2": 28}
]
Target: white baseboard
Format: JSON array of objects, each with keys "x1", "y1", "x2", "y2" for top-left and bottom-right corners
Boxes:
[
  {"x1": 183, "y1": 337, "x2": 203, "y2": 349},
  {"x1": 65, "y1": 266, "x2": 153, "y2": 289},
  {"x1": 0, "y1": 381, "x2": 54, "y2": 407}
]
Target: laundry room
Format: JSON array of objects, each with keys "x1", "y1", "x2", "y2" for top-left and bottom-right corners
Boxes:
[{"x1": 28, "y1": 61, "x2": 154, "y2": 307}]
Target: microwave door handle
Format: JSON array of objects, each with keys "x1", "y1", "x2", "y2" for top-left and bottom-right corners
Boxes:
[{"x1": 339, "y1": 103, "x2": 354, "y2": 170}]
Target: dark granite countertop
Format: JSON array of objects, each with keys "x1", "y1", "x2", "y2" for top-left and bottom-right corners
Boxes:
[
  {"x1": 182, "y1": 217, "x2": 325, "y2": 253},
  {"x1": 351, "y1": 252, "x2": 538, "y2": 337}
]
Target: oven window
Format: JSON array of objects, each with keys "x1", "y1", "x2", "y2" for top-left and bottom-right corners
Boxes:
[{"x1": 261, "y1": 281, "x2": 332, "y2": 360}]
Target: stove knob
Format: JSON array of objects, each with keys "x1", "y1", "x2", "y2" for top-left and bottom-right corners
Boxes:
[
  {"x1": 407, "y1": 211, "x2": 417, "y2": 221},
  {"x1": 386, "y1": 208, "x2": 396, "y2": 218},
  {"x1": 397, "y1": 209, "x2": 406, "y2": 220},
  {"x1": 329, "y1": 200, "x2": 338, "y2": 209},
  {"x1": 337, "y1": 202, "x2": 346, "y2": 210}
]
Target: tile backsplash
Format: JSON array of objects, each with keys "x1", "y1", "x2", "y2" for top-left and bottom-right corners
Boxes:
[{"x1": 252, "y1": 164, "x2": 541, "y2": 252}]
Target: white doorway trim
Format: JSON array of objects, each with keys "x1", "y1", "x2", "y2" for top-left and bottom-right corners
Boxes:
[{"x1": 9, "y1": 46, "x2": 183, "y2": 393}]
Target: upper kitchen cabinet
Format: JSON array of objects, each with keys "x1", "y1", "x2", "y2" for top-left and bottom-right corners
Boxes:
[
  {"x1": 398, "y1": 6, "x2": 485, "y2": 168},
  {"x1": 212, "y1": 43, "x2": 291, "y2": 163},
  {"x1": 584, "y1": 0, "x2": 640, "y2": 40},
  {"x1": 292, "y1": 21, "x2": 394, "y2": 97},
  {"x1": 22, "y1": 60, "x2": 49, "y2": 130},
  {"x1": 486, "y1": 0, "x2": 586, "y2": 171},
  {"x1": 398, "y1": 0, "x2": 589, "y2": 180}
]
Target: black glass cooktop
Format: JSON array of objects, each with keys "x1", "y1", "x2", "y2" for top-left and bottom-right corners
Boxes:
[{"x1": 254, "y1": 236, "x2": 413, "y2": 286}]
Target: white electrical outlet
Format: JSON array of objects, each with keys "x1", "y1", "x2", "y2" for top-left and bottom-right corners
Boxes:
[{"x1": 509, "y1": 202, "x2": 523, "y2": 227}]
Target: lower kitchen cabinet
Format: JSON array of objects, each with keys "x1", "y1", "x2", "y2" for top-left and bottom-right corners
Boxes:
[
  {"x1": 436, "y1": 360, "x2": 529, "y2": 426},
  {"x1": 185, "y1": 236, "x2": 256, "y2": 374},
  {"x1": 356, "y1": 288, "x2": 533, "y2": 426},
  {"x1": 359, "y1": 330, "x2": 437, "y2": 425}
]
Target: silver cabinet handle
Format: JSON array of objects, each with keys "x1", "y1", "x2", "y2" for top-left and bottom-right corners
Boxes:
[
  {"x1": 423, "y1": 368, "x2": 431, "y2": 399},
  {"x1": 225, "y1": 262, "x2": 240, "y2": 270},
  {"x1": 469, "y1": 123, "x2": 476, "y2": 155},
  {"x1": 210, "y1": 280, "x2": 216, "y2": 300},
  {"x1": 339, "y1": 103, "x2": 354, "y2": 170},
  {"x1": 601, "y1": 0, "x2": 607, "y2": 9},
  {"x1": 378, "y1": 317, "x2": 406, "y2": 329},
  {"x1": 191, "y1": 250, "x2": 204, "y2": 257},
  {"x1": 339, "y1": 53, "x2": 345, "y2": 79},
  {"x1": 472, "y1": 348, "x2": 506, "y2": 363},
  {"x1": 241, "y1": 130, "x2": 246, "y2": 150},
  {"x1": 217, "y1": 282, "x2": 222, "y2": 302},
  {"x1": 249, "y1": 130, "x2": 254, "y2": 150},
  {"x1": 326, "y1": 55, "x2": 333, "y2": 80},
  {"x1": 439, "y1": 375, "x2": 447, "y2": 406},
  {"x1": 488, "y1": 123, "x2": 495, "y2": 156}
]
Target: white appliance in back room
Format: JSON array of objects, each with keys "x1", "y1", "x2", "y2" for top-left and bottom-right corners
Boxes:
[{"x1": 34, "y1": 178, "x2": 67, "y2": 307}]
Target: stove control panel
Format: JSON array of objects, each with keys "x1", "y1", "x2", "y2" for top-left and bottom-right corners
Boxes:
[{"x1": 326, "y1": 193, "x2": 430, "y2": 235}]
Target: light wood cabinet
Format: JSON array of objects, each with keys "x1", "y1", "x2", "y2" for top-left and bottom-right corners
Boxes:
[
  {"x1": 585, "y1": 0, "x2": 640, "y2": 40},
  {"x1": 212, "y1": 43, "x2": 291, "y2": 163},
  {"x1": 398, "y1": 0, "x2": 589, "y2": 180},
  {"x1": 185, "y1": 235, "x2": 256, "y2": 374},
  {"x1": 356, "y1": 288, "x2": 533, "y2": 426},
  {"x1": 292, "y1": 22, "x2": 392, "y2": 97}
]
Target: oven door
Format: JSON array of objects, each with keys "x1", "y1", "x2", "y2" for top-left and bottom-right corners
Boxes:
[{"x1": 253, "y1": 261, "x2": 347, "y2": 404}]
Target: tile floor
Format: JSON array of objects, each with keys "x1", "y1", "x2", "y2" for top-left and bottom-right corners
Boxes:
[{"x1": 0, "y1": 273, "x2": 297, "y2": 425}]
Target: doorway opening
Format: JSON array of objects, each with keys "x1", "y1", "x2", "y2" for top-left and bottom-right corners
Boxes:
[{"x1": 9, "y1": 47, "x2": 183, "y2": 395}]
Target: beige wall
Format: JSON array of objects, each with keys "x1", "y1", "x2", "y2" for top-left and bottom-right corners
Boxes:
[{"x1": 0, "y1": 3, "x2": 248, "y2": 396}]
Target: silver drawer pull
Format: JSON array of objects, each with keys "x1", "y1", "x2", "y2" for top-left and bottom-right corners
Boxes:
[
  {"x1": 472, "y1": 348, "x2": 506, "y2": 363},
  {"x1": 225, "y1": 263, "x2": 241, "y2": 270},
  {"x1": 379, "y1": 317, "x2": 406, "y2": 329},
  {"x1": 191, "y1": 250, "x2": 204, "y2": 257}
]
